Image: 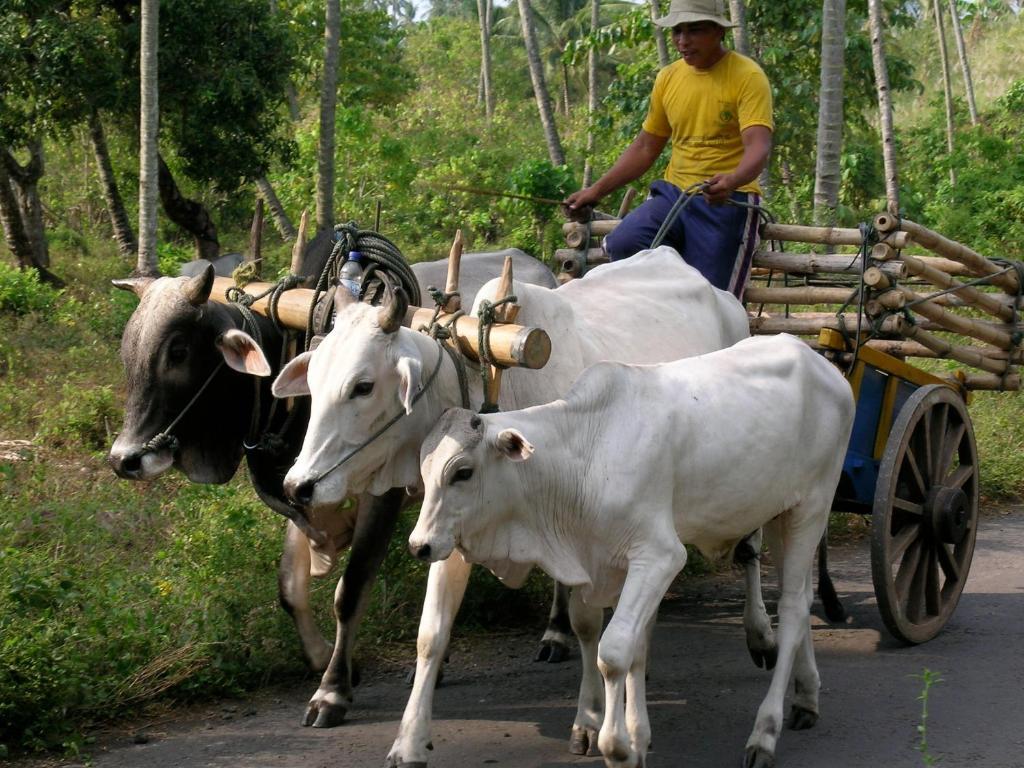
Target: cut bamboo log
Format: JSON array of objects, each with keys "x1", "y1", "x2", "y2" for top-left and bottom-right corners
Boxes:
[
  {"x1": 875, "y1": 214, "x2": 1020, "y2": 294},
  {"x1": 562, "y1": 219, "x2": 620, "y2": 239},
  {"x1": 748, "y1": 312, "x2": 899, "y2": 336},
  {"x1": 958, "y1": 373, "x2": 1021, "y2": 391},
  {"x1": 444, "y1": 229, "x2": 463, "y2": 312},
  {"x1": 745, "y1": 286, "x2": 859, "y2": 305},
  {"x1": 899, "y1": 252, "x2": 1014, "y2": 322},
  {"x1": 555, "y1": 247, "x2": 608, "y2": 272},
  {"x1": 891, "y1": 316, "x2": 1009, "y2": 375},
  {"x1": 565, "y1": 229, "x2": 589, "y2": 249},
  {"x1": 861, "y1": 339, "x2": 1024, "y2": 363},
  {"x1": 208, "y1": 276, "x2": 551, "y2": 369},
  {"x1": 761, "y1": 222, "x2": 910, "y2": 249},
  {"x1": 752, "y1": 250, "x2": 908, "y2": 279}
]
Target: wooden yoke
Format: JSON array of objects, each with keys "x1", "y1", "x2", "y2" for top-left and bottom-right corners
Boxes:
[
  {"x1": 483, "y1": 255, "x2": 519, "y2": 406},
  {"x1": 209, "y1": 270, "x2": 550, "y2": 371}
]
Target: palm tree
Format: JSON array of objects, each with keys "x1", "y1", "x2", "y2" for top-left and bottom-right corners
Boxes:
[
  {"x1": 517, "y1": 0, "x2": 566, "y2": 166},
  {"x1": 583, "y1": 0, "x2": 600, "y2": 186},
  {"x1": 649, "y1": 0, "x2": 669, "y2": 67},
  {"x1": 729, "y1": 0, "x2": 749, "y2": 56},
  {"x1": 138, "y1": 0, "x2": 160, "y2": 276},
  {"x1": 317, "y1": 0, "x2": 341, "y2": 232},
  {"x1": 89, "y1": 110, "x2": 137, "y2": 257},
  {"x1": 947, "y1": 0, "x2": 979, "y2": 126},
  {"x1": 478, "y1": 0, "x2": 495, "y2": 117},
  {"x1": 932, "y1": 0, "x2": 957, "y2": 185},
  {"x1": 868, "y1": 0, "x2": 899, "y2": 214},
  {"x1": 813, "y1": 0, "x2": 846, "y2": 228}
]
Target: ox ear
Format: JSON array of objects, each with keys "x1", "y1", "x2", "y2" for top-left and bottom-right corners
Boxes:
[
  {"x1": 183, "y1": 263, "x2": 215, "y2": 306},
  {"x1": 111, "y1": 276, "x2": 154, "y2": 298},
  {"x1": 396, "y1": 355, "x2": 423, "y2": 414},
  {"x1": 494, "y1": 428, "x2": 534, "y2": 462},
  {"x1": 216, "y1": 329, "x2": 272, "y2": 377},
  {"x1": 272, "y1": 352, "x2": 313, "y2": 398}
]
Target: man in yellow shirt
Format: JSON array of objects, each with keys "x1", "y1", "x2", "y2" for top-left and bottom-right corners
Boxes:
[{"x1": 565, "y1": 0, "x2": 773, "y2": 298}]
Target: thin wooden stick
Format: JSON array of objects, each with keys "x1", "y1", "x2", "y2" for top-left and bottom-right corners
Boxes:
[
  {"x1": 247, "y1": 197, "x2": 265, "y2": 278},
  {"x1": 616, "y1": 187, "x2": 638, "y2": 218},
  {"x1": 444, "y1": 229, "x2": 463, "y2": 312},
  {"x1": 486, "y1": 256, "x2": 518, "y2": 405},
  {"x1": 290, "y1": 209, "x2": 310, "y2": 278}
]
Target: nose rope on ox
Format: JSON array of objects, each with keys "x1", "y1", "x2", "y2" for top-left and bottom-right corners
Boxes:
[{"x1": 292, "y1": 340, "x2": 446, "y2": 505}]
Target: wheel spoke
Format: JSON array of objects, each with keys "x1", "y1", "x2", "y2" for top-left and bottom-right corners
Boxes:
[
  {"x1": 925, "y1": 546, "x2": 941, "y2": 616},
  {"x1": 937, "y1": 420, "x2": 966, "y2": 478},
  {"x1": 895, "y1": 538, "x2": 923, "y2": 606},
  {"x1": 889, "y1": 523, "x2": 921, "y2": 565},
  {"x1": 927, "y1": 403, "x2": 948, "y2": 480},
  {"x1": 937, "y1": 542, "x2": 961, "y2": 584},
  {"x1": 903, "y1": 540, "x2": 928, "y2": 623},
  {"x1": 946, "y1": 463, "x2": 975, "y2": 492},
  {"x1": 892, "y1": 497, "x2": 924, "y2": 517},
  {"x1": 903, "y1": 444, "x2": 929, "y2": 499}
]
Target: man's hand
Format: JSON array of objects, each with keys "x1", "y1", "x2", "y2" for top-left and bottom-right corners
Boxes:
[
  {"x1": 563, "y1": 187, "x2": 602, "y2": 222},
  {"x1": 703, "y1": 174, "x2": 735, "y2": 205}
]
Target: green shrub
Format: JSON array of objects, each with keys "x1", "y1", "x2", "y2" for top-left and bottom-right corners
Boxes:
[
  {"x1": 156, "y1": 241, "x2": 194, "y2": 276},
  {"x1": 0, "y1": 263, "x2": 62, "y2": 315},
  {"x1": 35, "y1": 381, "x2": 120, "y2": 451}
]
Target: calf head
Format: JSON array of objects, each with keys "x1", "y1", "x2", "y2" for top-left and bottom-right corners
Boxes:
[
  {"x1": 410, "y1": 407, "x2": 534, "y2": 563},
  {"x1": 273, "y1": 284, "x2": 426, "y2": 510},
  {"x1": 108, "y1": 265, "x2": 273, "y2": 483}
]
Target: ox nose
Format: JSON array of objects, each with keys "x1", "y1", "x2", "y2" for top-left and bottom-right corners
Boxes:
[
  {"x1": 409, "y1": 541, "x2": 432, "y2": 562},
  {"x1": 108, "y1": 450, "x2": 143, "y2": 479},
  {"x1": 285, "y1": 477, "x2": 317, "y2": 508}
]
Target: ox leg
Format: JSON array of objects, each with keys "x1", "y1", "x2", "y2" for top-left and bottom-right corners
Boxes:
[
  {"x1": 736, "y1": 529, "x2": 776, "y2": 670},
  {"x1": 597, "y1": 541, "x2": 686, "y2": 768},
  {"x1": 623, "y1": 615, "x2": 657, "y2": 763},
  {"x1": 536, "y1": 580, "x2": 573, "y2": 663},
  {"x1": 788, "y1": 569, "x2": 821, "y2": 731},
  {"x1": 569, "y1": 586, "x2": 605, "y2": 756},
  {"x1": 817, "y1": 528, "x2": 847, "y2": 622},
  {"x1": 743, "y1": 509, "x2": 826, "y2": 768},
  {"x1": 303, "y1": 488, "x2": 404, "y2": 728},
  {"x1": 279, "y1": 521, "x2": 333, "y2": 671},
  {"x1": 387, "y1": 551, "x2": 473, "y2": 768}
]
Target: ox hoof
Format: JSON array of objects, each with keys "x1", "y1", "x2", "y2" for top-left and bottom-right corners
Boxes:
[
  {"x1": 569, "y1": 725, "x2": 600, "y2": 756},
  {"x1": 535, "y1": 639, "x2": 570, "y2": 664},
  {"x1": 743, "y1": 746, "x2": 775, "y2": 768},
  {"x1": 302, "y1": 696, "x2": 349, "y2": 728},
  {"x1": 788, "y1": 704, "x2": 819, "y2": 731},
  {"x1": 747, "y1": 645, "x2": 778, "y2": 671}
]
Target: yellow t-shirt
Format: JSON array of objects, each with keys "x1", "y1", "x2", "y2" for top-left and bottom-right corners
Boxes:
[{"x1": 642, "y1": 51, "x2": 773, "y2": 195}]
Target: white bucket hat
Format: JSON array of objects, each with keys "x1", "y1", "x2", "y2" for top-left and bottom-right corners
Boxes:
[{"x1": 653, "y1": 0, "x2": 736, "y2": 28}]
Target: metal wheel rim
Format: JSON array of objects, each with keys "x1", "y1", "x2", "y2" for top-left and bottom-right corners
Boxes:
[{"x1": 870, "y1": 384, "x2": 979, "y2": 644}]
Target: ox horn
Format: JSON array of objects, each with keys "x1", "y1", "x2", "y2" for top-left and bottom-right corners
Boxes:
[
  {"x1": 377, "y1": 277, "x2": 408, "y2": 334},
  {"x1": 111, "y1": 276, "x2": 155, "y2": 298},
  {"x1": 183, "y1": 263, "x2": 215, "y2": 306}
]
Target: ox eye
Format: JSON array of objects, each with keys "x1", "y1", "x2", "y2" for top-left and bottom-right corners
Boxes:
[
  {"x1": 450, "y1": 467, "x2": 474, "y2": 484},
  {"x1": 167, "y1": 338, "x2": 188, "y2": 365},
  {"x1": 351, "y1": 381, "x2": 374, "y2": 398}
]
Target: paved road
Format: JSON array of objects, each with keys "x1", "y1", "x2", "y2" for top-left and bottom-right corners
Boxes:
[{"x1": 64, "y1": 506, "x2": 1024, "y2": 768}]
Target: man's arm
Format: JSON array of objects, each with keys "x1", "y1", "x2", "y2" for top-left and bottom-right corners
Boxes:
[
  {"x1": 564, "y1": 130, "x2": 669, "y2": 212},
  {"x1": 703, "y1": 125, "x2": 773, "y2": 205}
]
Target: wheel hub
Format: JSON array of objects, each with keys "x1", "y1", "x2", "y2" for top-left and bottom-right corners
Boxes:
[{"x1": 926, "y1": 486, "x2": 970, "y2": 545}]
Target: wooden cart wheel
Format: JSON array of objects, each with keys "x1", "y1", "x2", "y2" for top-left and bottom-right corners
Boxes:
[{"x1": 870, "y1": 384, "x2": 979, "y2": 644}]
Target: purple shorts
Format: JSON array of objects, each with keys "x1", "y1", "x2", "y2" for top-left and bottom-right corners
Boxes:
[{"x1": 604, "y1": 179, "x2": 761, "y2": 299}]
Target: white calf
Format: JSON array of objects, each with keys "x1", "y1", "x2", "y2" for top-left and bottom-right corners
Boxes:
[{"x1": 411, "y1": 334, "x2": 855, "y2": 768}]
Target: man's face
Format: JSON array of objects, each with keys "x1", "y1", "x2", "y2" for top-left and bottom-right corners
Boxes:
[{"x1": 671, "y1": 21, "x2": 726, "y2": 69}]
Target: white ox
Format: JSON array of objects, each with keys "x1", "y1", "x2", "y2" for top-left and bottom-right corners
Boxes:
[
  {"x1": 411, "y1": 334, "x2": 856, "y2": 768},
  {"x1": 270, "y1": 247, "x2": 758, "y2": 758}
]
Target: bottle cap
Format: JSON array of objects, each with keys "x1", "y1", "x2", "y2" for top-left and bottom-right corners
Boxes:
[{"x1": 348, "y1": 250, "x2": 363, "y2": 262}]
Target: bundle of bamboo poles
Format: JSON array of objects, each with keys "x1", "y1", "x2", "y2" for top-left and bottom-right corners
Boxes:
[{"x1": 560, "y1": 213, "x2": 1022, "y2": 391}]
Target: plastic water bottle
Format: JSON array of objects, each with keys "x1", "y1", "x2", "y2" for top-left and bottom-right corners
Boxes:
[{"x1": 339, "y1": 250, "x2": 364, "y2": 298}]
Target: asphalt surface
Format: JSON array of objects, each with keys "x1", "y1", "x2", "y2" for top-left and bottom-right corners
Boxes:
[{"x1": 53, "y1": 505, "x2": 1024, "y2": 768}]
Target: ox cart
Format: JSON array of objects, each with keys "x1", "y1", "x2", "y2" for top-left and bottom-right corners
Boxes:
[{"x1": 561, "y1": 210, "x2": 1022, "y2": 645}]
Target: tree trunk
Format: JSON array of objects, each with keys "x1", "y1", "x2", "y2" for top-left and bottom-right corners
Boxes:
[
  {"x1": 583, "y1": 0, "x2": 600, "y2": 187},
  {"x1": 729, "y1": 0, "x2": 749, "y2": 56},
  {"x1": 5, "y1": 142, "x2": 49, "y2": 269},
  {"x1": 477, "y1": 0, "x2": 494, "y2": 118},
  {"x1": 256, "y1": 176, "x2": 296, "y2": 241},
  {"x1": 648, "y1": 0, "x2": 669, "y2": 68},
  {"x1": 157, "y1": 154, "x2": 220, "y2": 260},
  {"x1": 88, "y1": 110, "x2": 138, "y2": 257},
  {"x1": 947, "y1": 0, "x2": 979, "y2": 126},
  {"x1": 812, "y1": 0, "x2": 846, "y2": 229},
  {"x1": 517, "y1": 0, "x2": 565, "y2": 166},
  {"x1": 933, "y1": 0, "x2": 957, "y2": 185},
  {"x1": 561, "y1": 59, "x2": 571, "y2": 115},
  {"x1": 0, "y1": 151, "x2": 63, "y2": 286},
  {"x1": 138, "y1": 0, "x2": 160, "y2": 276},
  {"x1": 317, "y1": 0, "x2": 341, "y2": 232},
  {"x1": 269, "y1": 0, "x2": 303, "y2": 122},
  {"x1": 868, "y1": 0, "x2": 899, "y2": 214}
]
